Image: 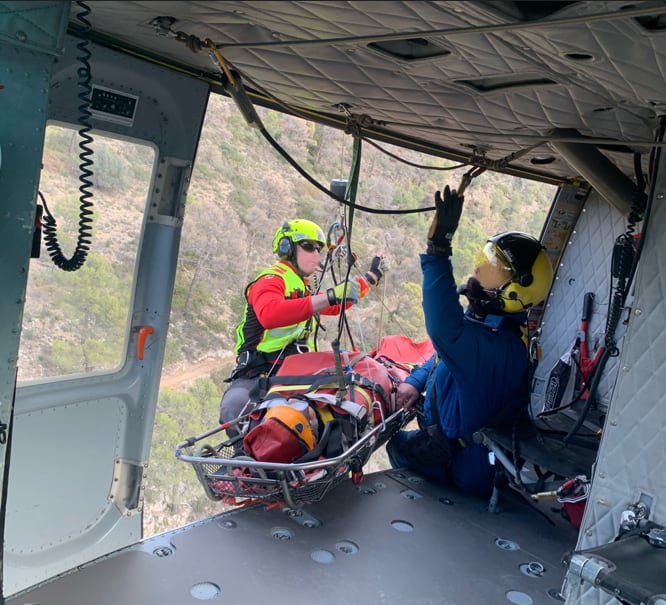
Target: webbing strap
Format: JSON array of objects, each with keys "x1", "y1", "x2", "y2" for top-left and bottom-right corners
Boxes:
[
  {"x1": 262, "y1": 389, "x2": 367, "y2": 421},
  {"x1": 300, "y1": 393, "x2": 367, "y2": 420},
  {"x1": 265, "y1": 368, "x2": 388, "y2": 402},
  {"x1": 267, "y1": 382, "x2": 374, "y2": 416}
]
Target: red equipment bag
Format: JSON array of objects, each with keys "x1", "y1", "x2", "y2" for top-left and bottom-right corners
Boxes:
[
  {"x1": 267, "y1": 336, "x2": 434, "y2": 424},
  {"x1": 266, "y1": 351, "x2": 399, "y2": 425},
  {"x1": 243, "y1": 401, "x2": 316, "y2": 463},
  {"x1": 242, "y1": 336, "x2": 434, "y2": 463},
  {"x1": 369, "y1": 335, "x2": 435, "y2": 370}
]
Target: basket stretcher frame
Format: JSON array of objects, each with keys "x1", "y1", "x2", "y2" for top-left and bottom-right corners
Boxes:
[{"x1": 176, "y1": 403, "x2": 409, "y2": 509}]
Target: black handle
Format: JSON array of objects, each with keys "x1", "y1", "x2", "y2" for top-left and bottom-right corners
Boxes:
[{"x1": 582, "y1": 292, "x2": 595, "y2": 322}]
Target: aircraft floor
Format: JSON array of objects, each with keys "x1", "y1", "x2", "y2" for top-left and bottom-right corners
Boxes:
[{"x1": 8, "y1": 469, "x2": 579, "y2": 605}]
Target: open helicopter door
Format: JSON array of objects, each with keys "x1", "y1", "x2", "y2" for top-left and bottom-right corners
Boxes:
[{"x1": 0, "y1": 3, "x2": 70, "y2": 597}]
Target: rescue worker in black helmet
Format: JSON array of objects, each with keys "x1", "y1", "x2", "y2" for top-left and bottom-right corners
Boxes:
[
  {"x1": 219, "y1": 218, "x2": 387, "y2": 437},
  {"x1": 387, "y1": 186, "x2": 553, "y2": 497}
]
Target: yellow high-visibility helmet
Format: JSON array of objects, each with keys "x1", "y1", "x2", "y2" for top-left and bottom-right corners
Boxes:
[
  {"x1": 273, "y1": 219, "x2": 326, "y2": 259},
  {"x1": 475, "y1": 231, "x2": 553, "y2": 313}
]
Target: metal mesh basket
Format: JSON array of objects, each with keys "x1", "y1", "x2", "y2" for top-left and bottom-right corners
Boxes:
[{"x1": 176, "y1": 408, "x2": 408, "y2": 508}]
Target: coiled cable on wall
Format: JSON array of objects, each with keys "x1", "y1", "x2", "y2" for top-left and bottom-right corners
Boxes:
[{"x1": 42, "y1": 0, "x2": 94, "y2": 272}]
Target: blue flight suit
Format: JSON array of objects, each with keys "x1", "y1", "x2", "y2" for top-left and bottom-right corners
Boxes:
[{"x1": 387, "y1": 253, "x2": 528, "y2": 496}]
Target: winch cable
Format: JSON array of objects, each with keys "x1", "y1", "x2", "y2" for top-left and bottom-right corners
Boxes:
[
  {"x1": 201, "y1": 40, "x2": 542, "y2": 354},
  {"x1": 312, "y1": 212, "x2": 347, "y2": 349},
  {"x1": 312, "y1": 157, "x2": 363, "y2": 352},
  {"x1": 373, "y1": 231, "x2": 391, "y2": 351},
  {"x1": 199, "y1": 36, "x2": 548, "y2": 223},
  {"x1": 333, "y1": 134, "x2": 363, "y2": 352},
  {"x1": 225, "y1": 48, "x2": 551, "y2": 181},
  {"x1": 206, "y1": 39, "x2": 365, "y2": 353},
  {"x1": 361, "y1": 137, "x2": 469, "y2": 171}
]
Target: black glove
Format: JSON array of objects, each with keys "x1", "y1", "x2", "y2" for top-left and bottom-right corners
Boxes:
[
  {"x1": 364, "y1": 255, "x2": 385, "y2": 285},
  {"x1": 427, "y1": 185, "x2": 464, "y2": 256}
]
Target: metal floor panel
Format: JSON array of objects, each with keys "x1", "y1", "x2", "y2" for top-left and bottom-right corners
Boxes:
[{"x1": 9, "y1": 470, "x2": 578, "y2": 605}]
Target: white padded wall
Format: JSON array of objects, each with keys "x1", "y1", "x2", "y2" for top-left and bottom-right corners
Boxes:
[
  {"x1": 567, "y1": 153, "x2": 665, "y2": 605},
  {"x1": 578, "y1": 157, "x2": 666, "y2": 545},
  {"x1": 533, "y1": 192, "x2": 628, "y2": 416}
]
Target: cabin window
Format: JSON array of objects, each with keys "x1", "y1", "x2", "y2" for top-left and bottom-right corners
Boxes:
[{"x1": 17, "y1": 125, "x2": 154, "y2": 381}]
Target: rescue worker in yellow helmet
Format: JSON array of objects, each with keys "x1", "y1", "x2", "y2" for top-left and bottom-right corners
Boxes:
[
  {"x1": 459, "y1": 231, "x2": 553, "y2": 316},
  {"x1": 387, "y1": 186, "x2": 553, "y2": 497},
  {"x1": 219, "y1": 218, "x2": 386, "y2": 437}
]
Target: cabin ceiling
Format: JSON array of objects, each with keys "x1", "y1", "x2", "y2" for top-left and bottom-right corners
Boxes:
[{"x1": 68, "y1": 1, "x2": 666, "y2": 183}]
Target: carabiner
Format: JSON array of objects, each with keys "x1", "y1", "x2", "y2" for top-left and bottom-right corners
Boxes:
[
  {"x1": 327, "y1": 221, "x2": 346, "y2": 251},
  {"x1": 296, "y1": 343, "x2": 311, "y2": 354},
  {"x1": 457, "y1": 166, "x2": 486, "y2": 196}
]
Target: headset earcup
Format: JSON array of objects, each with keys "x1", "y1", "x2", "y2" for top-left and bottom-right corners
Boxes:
[{"x1": 278, "y1": 237, "x2": 293, "y2": 259}]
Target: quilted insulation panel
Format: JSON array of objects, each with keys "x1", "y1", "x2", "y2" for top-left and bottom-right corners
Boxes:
[
  {"x1": 532, "y1": 190, "x2": 628, "y2": 416},
  {"x1": 564, "y1": 158, "x2": 666, "y2": 605},
  {"x1": 69, "y1": 1, "x2": 666, "y2": 181}
]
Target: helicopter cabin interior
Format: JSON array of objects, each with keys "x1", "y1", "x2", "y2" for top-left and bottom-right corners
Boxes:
[{"x1": 1, "y1": 2, "x2": 666, "y2": 604}]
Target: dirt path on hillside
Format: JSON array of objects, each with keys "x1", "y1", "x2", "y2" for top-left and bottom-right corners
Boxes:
[{"x1": 159, "y1": 353, "x2": 235, "y2": 391}]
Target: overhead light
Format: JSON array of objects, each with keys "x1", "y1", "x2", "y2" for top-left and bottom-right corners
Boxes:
[{"x1": 368, "y1": 38, "x2": 450, "y2": 61}]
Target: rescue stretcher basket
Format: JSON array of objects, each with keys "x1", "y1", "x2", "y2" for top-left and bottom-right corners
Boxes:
[{"x1": 176, "y1": 407, "x2": 409, "y2": 509}]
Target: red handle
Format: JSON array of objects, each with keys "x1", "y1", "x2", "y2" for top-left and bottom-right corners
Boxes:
[{"x1": 137, "y1": 326, "x2": 154, "y2": 360}]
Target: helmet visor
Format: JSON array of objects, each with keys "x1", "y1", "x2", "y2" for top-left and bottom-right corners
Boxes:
[{"x1": 473, "y1": 242, "x2": 514, "y2": 290}]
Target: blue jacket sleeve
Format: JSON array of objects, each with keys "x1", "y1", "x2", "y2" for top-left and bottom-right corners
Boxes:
[
  {"x1": 419, "y1": 254, "x2": 477, "y2": 388},
  {"x1": 404, "y1": 354, "x2": 435, "y2": 392}
]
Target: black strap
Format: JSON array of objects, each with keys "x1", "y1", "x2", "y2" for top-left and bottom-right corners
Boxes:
[
  {"x1": 424, "y1": 355, "x2": 439, "y2": 430},
  {"x1": 264, "y1": 371, "x2": 390, "y2": 406},
  {"x1": 247, "y1": 376, "x2": 270, "y2": 402}
]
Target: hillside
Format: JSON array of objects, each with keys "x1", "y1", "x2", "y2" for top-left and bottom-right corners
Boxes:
[{"x1": 20, "y1": 92, "x2": 557, "y2": 535}]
